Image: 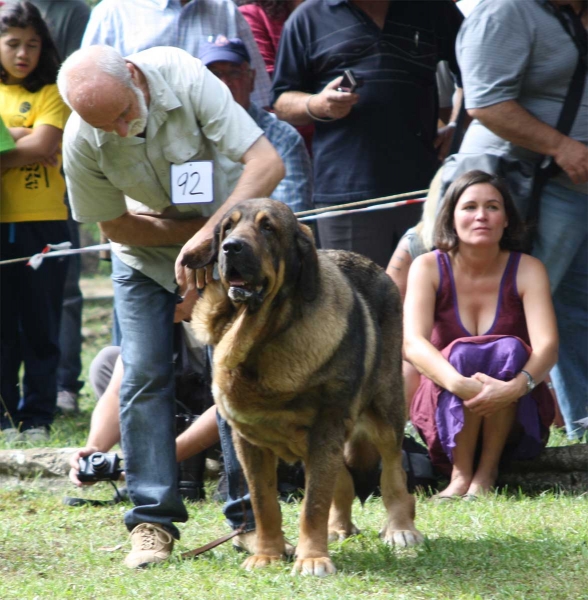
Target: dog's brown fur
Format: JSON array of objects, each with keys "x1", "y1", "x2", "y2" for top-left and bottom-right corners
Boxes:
[{"x1": 185, "y1": 198, "x2": 423, "y2": 576}]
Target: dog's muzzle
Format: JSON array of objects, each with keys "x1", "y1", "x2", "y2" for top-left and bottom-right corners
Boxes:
[{"x1": 222, "y1": 237, "x2": 266, "y2": 305}]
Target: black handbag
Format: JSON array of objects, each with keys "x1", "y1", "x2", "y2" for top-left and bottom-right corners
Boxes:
[{"x1": 438, "y1": 4, "x2": 587, "y2": 251}]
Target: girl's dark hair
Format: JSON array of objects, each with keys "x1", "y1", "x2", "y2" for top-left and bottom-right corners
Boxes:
[
  {"x1": 433, "y1": 170, "x2": 526, "y2": 252},
  {"x1": 0, "y1": 1, "x2": 60, "y2": 92},
  {"x1": 236, "y1": 1, "x2": 292, "y2": 21}
]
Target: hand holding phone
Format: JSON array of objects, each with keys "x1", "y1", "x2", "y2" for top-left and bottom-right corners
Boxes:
[{"x1": 337, "y1": 69, "x2": 363, "y2": 93}]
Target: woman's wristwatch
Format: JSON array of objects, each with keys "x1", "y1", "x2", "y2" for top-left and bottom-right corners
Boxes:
[{"x1": 519, "y1": 369, "x2": 536, "y2": 394}]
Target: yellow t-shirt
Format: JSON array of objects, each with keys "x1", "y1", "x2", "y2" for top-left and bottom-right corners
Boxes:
[{"x1": 0, "y1": 83, "x2": 70, "y2": 222}]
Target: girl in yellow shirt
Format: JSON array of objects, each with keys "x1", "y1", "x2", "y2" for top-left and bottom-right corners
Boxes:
[{"x1": 0, "y1": 1, "x2": 71, "y2": 441}]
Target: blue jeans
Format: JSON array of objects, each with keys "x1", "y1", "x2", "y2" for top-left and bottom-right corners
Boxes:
[
  {"x1": 216, "y1": 410, "x2": 256, "y2": 532},
  {"x1": 533, "y1": 181, "x2": 588, "y2": 439},
  {"x1": 111, "y1": 255, "x2": 188, "y2": 537}
]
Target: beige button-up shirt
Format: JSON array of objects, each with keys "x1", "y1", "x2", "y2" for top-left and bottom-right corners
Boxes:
[{"x1": 63, "y1": 46, "x2": 263, "y2": 291}]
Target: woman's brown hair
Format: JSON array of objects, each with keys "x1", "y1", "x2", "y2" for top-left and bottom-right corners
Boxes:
[{"x1": 433, "y1": 170, "x2": 527, "y2": 252}]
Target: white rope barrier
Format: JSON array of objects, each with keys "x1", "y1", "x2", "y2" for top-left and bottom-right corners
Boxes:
[
  {"x1": 0, "y1": 188, "x2": 428, "y2": 268},
  {"x1": 0, "y1": 243, "x2": 110, "y2": 269},
  {"x1": 297, "y1": 197, "x2": 425, "y2": 222}
]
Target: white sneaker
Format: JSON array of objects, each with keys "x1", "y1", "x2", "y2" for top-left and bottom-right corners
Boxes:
[
  {"x1": 22, "y1": 427, "x2": 50, "y2": 445},
  {"x1": 57, "y1": 390, "x2": 79, "y2": 414},
  {"x1": 1, "y1": 427, "x2": 23, "y2": 443}
]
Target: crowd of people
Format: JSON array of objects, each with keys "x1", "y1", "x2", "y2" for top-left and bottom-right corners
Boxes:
[{"x1": 1, "y1": 0, "x2": 586, "y2": 571}]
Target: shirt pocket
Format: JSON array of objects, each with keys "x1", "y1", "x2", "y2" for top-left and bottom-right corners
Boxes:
[{"x1": 100, "y1": 150, "x2": 169, "y2": 212}]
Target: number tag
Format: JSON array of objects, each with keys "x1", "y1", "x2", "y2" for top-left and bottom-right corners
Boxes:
[{"x1": 170, "y1": 161, "x2": 214, "y2": 204}]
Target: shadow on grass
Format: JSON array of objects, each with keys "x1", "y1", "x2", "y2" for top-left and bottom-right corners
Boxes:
[{"x1": 332, "y1": 533, "x2": 585, "y2": 583}]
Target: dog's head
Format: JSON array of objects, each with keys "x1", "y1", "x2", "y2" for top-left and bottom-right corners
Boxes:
[{"x1": 182, "y1": 198, "x2": 319, "y2": 310}]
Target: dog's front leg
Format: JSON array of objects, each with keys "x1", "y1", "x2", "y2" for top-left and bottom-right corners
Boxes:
[
  {"x1": 293, "y1": 435, "x2": 344, "y2": 577},
  {"x1": 233, "y1": 432, "x2": 286, "y2": 569}
]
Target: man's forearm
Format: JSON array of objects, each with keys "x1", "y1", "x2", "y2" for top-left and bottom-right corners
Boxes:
[
  {"x1": 274, "y1": 91, "x2": 315, "y2": 127},
  {"x1": 99, "y1": 213, "x2": 207, "y2": 246},
  {"x1": 469, "y1": 100, "x2": 564, "y2": 157}
]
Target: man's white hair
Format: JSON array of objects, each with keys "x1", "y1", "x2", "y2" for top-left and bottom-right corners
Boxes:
[{"x1": 57, "y1": 45, "x2": 132, "y2": 108}]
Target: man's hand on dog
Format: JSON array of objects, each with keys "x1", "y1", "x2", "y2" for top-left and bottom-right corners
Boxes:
[{"x1": 175, "y1": 230, "x2": 215, "y2": 294}]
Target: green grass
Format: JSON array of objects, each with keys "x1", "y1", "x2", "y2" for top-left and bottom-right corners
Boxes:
[
  {"x1": 1, "y1": 280, "x2": 587, "y2": 598},
  {"x1": 0, "y1": 485, "x2": 587, "y2": 600}
]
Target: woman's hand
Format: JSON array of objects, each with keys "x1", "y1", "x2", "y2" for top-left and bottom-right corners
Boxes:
[
  {"x1": 463, "y1": 373, "x2": 526, "y2": 417},
  {"x1": 451, "y1": 374, "x2": 483, "y2": 402}
]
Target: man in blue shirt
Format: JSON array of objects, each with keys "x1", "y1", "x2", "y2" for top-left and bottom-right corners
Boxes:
[
  {"x1": 272, "y1": 0, "x2": 463, "y2": 267},
  {"x1": 198, "y1": 36, "x2": 312, "y2": 214}
]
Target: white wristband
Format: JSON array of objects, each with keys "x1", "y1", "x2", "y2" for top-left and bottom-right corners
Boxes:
[{"x1": 305, "y1": 94, "x2": 334, "y2": 123}]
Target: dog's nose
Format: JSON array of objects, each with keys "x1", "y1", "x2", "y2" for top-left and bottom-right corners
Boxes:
[{"x1": 222, "y1": 238, "x2": 243, "y2": 255}]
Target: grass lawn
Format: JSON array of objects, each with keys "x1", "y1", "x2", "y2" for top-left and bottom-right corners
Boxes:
[{"x1": 1, "y1": 276, "x2": 587, "y2": 599}]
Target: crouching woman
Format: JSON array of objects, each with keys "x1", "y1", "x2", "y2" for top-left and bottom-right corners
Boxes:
[{"x1": 404, "y1": 170, "x2": 558, "y2": 498}]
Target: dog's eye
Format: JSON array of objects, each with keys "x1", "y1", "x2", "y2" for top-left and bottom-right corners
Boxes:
[{"x1": 261, "y1": 220, "x2": 274, "y2": 233}]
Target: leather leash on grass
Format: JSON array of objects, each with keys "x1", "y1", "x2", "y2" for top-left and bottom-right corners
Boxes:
[{"x1": 180, "y1": 524, "x2": 245, "y2": 559}]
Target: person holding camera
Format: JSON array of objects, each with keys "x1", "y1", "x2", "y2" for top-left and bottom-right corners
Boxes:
[
  {"x1": 69, "y1": 322, "x2": 219, "y2": 498},
  {"x1": 58, "y1": 44, "x2": 284, "y2": 568},
  {"x1": 271, "y1": 0, "x2": 463, "y2": 268}
]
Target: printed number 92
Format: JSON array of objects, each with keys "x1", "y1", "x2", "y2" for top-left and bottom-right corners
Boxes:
[{"x1": 178, "y1": 171, "x2": 202, "y2": 195}]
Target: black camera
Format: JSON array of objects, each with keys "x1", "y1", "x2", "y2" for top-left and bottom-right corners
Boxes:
[
  {"x1": 176, "y1": 412, "x2": 207, "y2": 501},
  {"x1": 78, "y1": 452, "x2": 123, "y2": 483}
]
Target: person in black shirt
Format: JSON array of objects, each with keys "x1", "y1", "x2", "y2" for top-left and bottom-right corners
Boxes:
[{"x1": 272, "y1": 0, "x2": 463, "y2": 267}]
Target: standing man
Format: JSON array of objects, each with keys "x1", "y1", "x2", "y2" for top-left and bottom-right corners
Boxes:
[
  {"x1": 457, "y1": 0, "x2": 588, "y2": 438},
  {"x1": 199, "y1": 35, "x2": 312, "y2": 213},
  {"x1": 272, "y1": 0, "x2": 463, "y2": 267},
  {"x1": 26, "y1": 0, "x2": 91, "y2": 414},
  {"x1": 81, "y1": 0, "x2": 272, "y2": 108},
  {"x1": 58, "y1": 44, "x2": 284, "y2": 568}
]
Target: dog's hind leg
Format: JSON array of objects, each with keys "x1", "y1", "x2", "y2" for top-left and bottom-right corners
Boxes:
[
  {"x1": 232, "y1": 434, "x2": 286, "y2": 569},
  {"x1": 327, "y1": 465, "x2": 360, "y2": 542},
  {"x1": 365, "y1": 415, "x2": 424, "y2": 547}
]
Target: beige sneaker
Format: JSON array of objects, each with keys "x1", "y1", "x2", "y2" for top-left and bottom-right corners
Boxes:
[
  {"x1": 57, "y1": 390, "x2": 79, "y2": 414},
  {"x1": 124, "y1": 523, "x2": 175, "y2": 569}
]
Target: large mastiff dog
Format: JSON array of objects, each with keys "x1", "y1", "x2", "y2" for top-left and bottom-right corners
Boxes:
[{"x1": 184, "y1": 198, "x2": 423, "y2": 576}]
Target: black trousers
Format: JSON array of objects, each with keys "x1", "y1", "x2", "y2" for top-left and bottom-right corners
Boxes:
[
  {"x1": 315, "y1": 202, "x2": 422, "y2": 268},
  {"x1": 0, "y1": 221, "x2": 70, "y2": 430}
]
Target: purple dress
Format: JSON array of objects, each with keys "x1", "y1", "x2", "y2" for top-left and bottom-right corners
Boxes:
[{"x1": 410, "y1": 251, "x2": 554, "y2": 476}]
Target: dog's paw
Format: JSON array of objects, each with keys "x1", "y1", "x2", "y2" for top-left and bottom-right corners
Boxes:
[
  {"x1": 380, "y1": 527, "x2": 424, "y2": 548},
  {"x1": 233, "y1": 531, "x2": 294, "y2": 558},
  {"x1": 328, "y1": 523, "x2": 360, "y2": 542},
  {"x1": 291, "y1": 556, "x2": 337, "y2": 577},
  {"x1": 241, "y1": 554, "x2": 282, "y2": 570}
]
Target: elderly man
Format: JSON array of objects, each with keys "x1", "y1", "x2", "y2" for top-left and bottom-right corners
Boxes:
[
  {"x1": 199, "y1": 35, "x2": 312, "y2": 213},
  {"x1": 58, "y1": 44, "x2": 284, "y2": 568}
]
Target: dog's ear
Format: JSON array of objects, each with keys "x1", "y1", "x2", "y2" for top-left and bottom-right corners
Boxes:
[
  {"x1": 296, "y1": 223, "x2": 319, "y2": 302},
  {"x1": 181, "y1": 223, "x2": 220, "y2": 269}
]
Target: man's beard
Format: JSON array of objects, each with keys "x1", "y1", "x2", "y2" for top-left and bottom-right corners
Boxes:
[{"x1": 121, "y1": 80, "x2": 148, "y2": 137}]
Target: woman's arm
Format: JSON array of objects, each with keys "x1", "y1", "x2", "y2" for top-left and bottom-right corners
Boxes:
[
  {"x1": 463, "y1": 255, "x2": 559, "y2": 417},
  {"x1": 403, "y1": 253, "x2": 483, "y2": 401},
  {"x1": 1, "y1": 124, "x2": 62, "y2": 169},
  {"x1": 386, "y1": 235, "x2": 413, "y2": 302}
]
